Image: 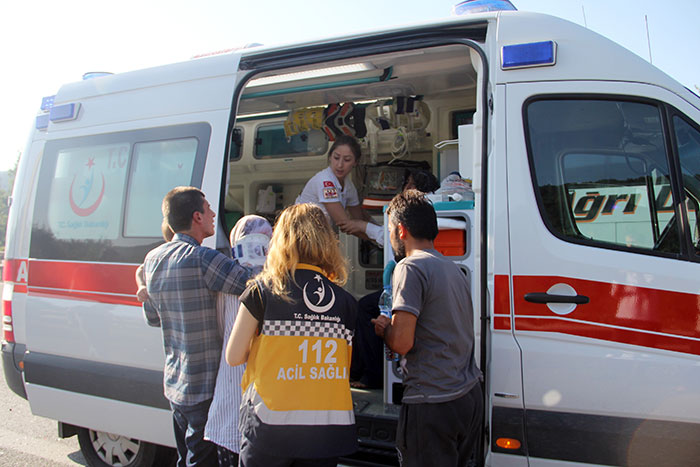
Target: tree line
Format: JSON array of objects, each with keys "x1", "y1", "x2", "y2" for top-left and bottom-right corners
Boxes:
[{"x1": 0, "y1": 154, "x2": 19, "y2": 252}]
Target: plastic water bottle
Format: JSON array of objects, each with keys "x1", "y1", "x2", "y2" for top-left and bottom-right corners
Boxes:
[
  {"x1": 378, "y1": 285, "x2": 398, "y2": 361},
  {"x1": 378, "y1": 285, "x2": 392, "y2": 318}
]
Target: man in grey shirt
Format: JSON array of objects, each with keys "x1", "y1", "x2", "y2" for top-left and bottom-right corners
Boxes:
[{"x1": 373, "y1": 189, "x2": 483, "y2": 467}]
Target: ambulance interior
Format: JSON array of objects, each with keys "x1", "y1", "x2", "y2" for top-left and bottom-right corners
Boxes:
[
  {"x1": 224, "y1": 43, "x2": 480, "y2": 444},
  {"x1": 225, "y1": 43, "x2": 480, "y2": 296}
]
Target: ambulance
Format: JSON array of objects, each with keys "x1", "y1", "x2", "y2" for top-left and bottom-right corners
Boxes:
[{"x1": 3, "y1": 6, "x2": 700, "y2": 466}]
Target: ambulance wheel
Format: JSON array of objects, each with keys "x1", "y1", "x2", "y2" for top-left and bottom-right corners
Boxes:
[{"x1": 77, "y1": 427, "x2": 158, "y2": 467}]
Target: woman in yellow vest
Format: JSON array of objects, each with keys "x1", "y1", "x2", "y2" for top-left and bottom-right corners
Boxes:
[{"x1": 226, "y1": 203, "x2": 358, "y2": 467}]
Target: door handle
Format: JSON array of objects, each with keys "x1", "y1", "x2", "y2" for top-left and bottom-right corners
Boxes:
[
  {"x1": 494, "y1": 392, "x2": 519, "y2": 399},
  {"x1": 524, "y1": 293, "x2": 589, "y2": 305}
]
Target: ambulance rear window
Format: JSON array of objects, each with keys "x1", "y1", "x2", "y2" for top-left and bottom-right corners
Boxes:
[
  {"x1": 30, "y1": 123, "x2": 210, "y2": 263},
  {"x1": 124, "y1": 138, "x2": 199, "y2": 237}
]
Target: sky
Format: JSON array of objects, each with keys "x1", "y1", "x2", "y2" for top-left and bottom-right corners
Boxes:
[{"x1": 1, "y1": 0, "x2": 698, "y2": 172}]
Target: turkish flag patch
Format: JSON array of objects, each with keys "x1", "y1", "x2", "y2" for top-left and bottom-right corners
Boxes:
[{"x1": 323, "y1": 181, "x2": 335, "y2": 188}]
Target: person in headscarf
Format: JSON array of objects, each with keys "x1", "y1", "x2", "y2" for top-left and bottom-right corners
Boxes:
[{"x1": 204, "y1": 215, "x2": 273, "y2": 467}]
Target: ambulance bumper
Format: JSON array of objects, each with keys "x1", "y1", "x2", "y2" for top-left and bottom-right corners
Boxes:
[{"x1": 2, "y1": 341, "x2": 26, "y2": 399}]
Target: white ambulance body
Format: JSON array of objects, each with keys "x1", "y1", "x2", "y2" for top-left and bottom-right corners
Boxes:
[{"x1": 3, "y1": 10, "x2": 700, "y2": 466}]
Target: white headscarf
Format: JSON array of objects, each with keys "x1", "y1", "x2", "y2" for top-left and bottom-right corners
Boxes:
[
  {"x1": 217, "y1": 215, "x2": 272, "y2": 335},
  {"x1": 229, "y1": 215, "x2": 273, "y2": 272}
]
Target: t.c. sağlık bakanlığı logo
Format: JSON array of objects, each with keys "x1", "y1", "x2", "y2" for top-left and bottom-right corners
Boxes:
[
  {"x1": 302, "y1": 274, "x2": 336, "y2": 313},
  {"x1": 69, "y1": 157, "x2": 105, "y2": 217}
]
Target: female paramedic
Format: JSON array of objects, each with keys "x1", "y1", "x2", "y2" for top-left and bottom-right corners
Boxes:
[
  {"x1": 226, "y1": 203, "x2": 358, "y2": 466},
  {"x1": 295, "y1": 135, "x2": 383, "y2": 246}
]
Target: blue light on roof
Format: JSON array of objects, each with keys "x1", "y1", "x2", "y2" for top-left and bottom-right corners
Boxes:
[
  {"x1": 82, "y1": 72, "x2": 112, "y2": 80},
  {"x1": 502, "y1": 41, "x2": 557, "y2": 69},
  {"x1": 49, "y1": 103, "x2": 81, "y2": 122},
  {"x1": 41, "y1": 95, "x2": 56, "y2": 111},
  {"x1": 452, "y1": 0, "x2": 516, "y2": 15},
  {"x1": 35, "y1": 114, "x2": 50, "y2": 130}
]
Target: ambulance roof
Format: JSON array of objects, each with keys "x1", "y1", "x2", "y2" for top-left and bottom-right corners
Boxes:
[{"x1": 53, "y1": 11, "x2": 698, "y2": 111}]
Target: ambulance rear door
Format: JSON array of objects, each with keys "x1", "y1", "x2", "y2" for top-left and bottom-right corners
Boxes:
[{"x1": 21, "y1": 50, "x2": 245, "y2": 451}]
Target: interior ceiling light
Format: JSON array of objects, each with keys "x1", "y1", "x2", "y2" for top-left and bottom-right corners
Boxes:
[
  {"x1": 236, "y1": 110, "x2": 290, "y2": 121},
  {"x1": 247, "y1": 63, "x2": 376, "y2": 88}
]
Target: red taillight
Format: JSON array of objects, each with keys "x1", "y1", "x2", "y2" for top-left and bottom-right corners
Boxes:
[
  {"x1": 2, "y1": 260, "x2": 15, "y2": 343},
  {"x1": 2, "y1": 259, "x2": 27, "y2": 343},
  {"x1": 2, "y1": 291, "x2": 13, "y2": 343}
]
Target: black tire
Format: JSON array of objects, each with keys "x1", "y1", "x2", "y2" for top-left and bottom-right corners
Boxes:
[
  {"x1": 77, "y1": 427, "x2": 158, "y2": 467},
  {"x1": 152, "y1": 445, "x2": 177, "y2": 467}
]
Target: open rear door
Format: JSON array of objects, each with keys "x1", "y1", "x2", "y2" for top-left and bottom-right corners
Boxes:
[{"x1": 22, "y1": 51, "x2": 243, "y2": 450}]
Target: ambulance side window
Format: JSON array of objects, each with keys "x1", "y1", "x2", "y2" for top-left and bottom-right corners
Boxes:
[
  {"x1": 526, "y1": 98, "x2": 681, "y2": 254},
  {"x1": 672, "y1": 116, "x2": 700, "y2": 253},
  {"x1": 254, "y1": 123, "x2": 327, "y2": 159}
]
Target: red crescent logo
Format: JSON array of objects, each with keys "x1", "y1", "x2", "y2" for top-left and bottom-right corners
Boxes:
[{"x1": 69, "y1": 174, "x2": 106, "y2": 217}]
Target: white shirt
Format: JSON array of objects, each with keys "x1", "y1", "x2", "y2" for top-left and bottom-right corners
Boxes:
[
  {"x1": 295, "y1": 167, "x2": 360, "y2": 221},
  {"x1": 204, "y1": 293, "x2": 245, "y2": 453}
]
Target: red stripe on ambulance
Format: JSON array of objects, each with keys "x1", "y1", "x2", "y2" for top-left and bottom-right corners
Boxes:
[
  {"x1": 514, "y1": 316, "x2": 700, "y2": 356},
  {"x1": 22, "y1": 260, "x2": 140, "y2": 306},
  {"x1": 512, "y1": 275, "x2": 700, "y2": 355},
  {"x1": 493, "y1": 274, "x2": 511, "y2": 330}
]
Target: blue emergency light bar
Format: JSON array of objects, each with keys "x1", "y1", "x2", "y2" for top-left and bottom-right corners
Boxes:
[
  {"x1": 453, "y1": 0, "x2": 516, "y2": 15},
  {"x1": 501, "y1": 41, "x2": 557, "y2": 69},
  {"x1": 82, "y1": 72, "x2": 112, "y2": 80},
  {"x1": 49, "y1": 103, "x2": 81, "y2": 122},
  {"x1": 41, "y1": 95, "x2": 56, "y2": 111}
]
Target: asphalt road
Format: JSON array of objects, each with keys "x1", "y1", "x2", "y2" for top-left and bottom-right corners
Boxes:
[{"x1": 0, "y1": 364, "x2": 86, "y2": 466}]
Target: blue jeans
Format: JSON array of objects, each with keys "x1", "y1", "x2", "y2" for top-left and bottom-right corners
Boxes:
[{"x1": 170, "y1": 399, "x2": 218, "y2": 467}]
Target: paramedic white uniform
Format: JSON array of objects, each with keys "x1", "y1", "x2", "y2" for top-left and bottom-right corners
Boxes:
[{"x1": 295, "y1": 167, "x2": 360, "y2": 222}]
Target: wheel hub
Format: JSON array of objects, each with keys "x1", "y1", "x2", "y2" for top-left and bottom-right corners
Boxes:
[{"x1": 90, "y1": 430, "x2": 141, "y2": 466}]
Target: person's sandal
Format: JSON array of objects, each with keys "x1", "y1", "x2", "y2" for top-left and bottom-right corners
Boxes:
[{"x1": 350, "y1": 380, "x2": 369, "y2": 389}]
